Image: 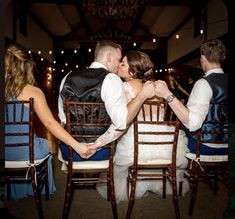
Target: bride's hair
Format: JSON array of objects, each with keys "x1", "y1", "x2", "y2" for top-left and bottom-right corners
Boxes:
[{"x1": 125, "y1": 51, "x2": 154, "y2": 82}]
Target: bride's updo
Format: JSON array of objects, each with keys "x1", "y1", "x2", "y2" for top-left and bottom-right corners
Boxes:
[{"x1": 126, "y1": 51, "x2": 154, "y2": 82}]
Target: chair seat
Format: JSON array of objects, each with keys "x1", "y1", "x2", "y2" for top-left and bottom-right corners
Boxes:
[
  {"x1": 66, "y1": 157, "x2": 115, "y2": 170},
  {"x1": 185, "y1": 153, "x2": 228, "y2": 162},
  {"x1": 5, "y1": 154, "x2": 51, "y2": 168},
  {"x1": 138, "y1": 159, "x2": 172, "y2": 165}
]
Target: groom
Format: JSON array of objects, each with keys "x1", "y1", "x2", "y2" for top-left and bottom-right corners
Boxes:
[{"x1": 58, "y1": 40, "x2": 155, "y2": 160}]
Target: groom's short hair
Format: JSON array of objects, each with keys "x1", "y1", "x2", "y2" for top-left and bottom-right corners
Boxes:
[{"x1": 94, "y1": 40, "x2": 122, "y2": 60}]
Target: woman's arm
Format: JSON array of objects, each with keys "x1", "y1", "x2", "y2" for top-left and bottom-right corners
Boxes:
[
  {"x1": 178, "y1": 84, "x2": 190, "y2": 96},
  {"x1": 31, "y1": 87, "x2": 93, "y2": 158}
]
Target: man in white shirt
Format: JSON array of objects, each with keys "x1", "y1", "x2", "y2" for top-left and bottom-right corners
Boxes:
[
  {"x1": 58, "y1": 40, "x2": 155, "y2": 160},
  {"x1": 155, "y1": 39, "x2": 228, "y2": 155}
]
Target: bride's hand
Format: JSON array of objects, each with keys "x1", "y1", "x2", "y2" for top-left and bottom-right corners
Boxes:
[{"x1": 141, "y1": 81, "x2": 156, "y2": 99}]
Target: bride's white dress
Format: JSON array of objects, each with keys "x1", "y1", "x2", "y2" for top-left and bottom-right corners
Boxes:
[{"x1": 96, "y1": 82, "x2": 190, "y2": 203}]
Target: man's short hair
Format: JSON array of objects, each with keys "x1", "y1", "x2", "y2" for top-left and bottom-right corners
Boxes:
[
  {"x1": 94, "y1": 40, "x2": 122, "y2": 60},
  {"x1": 200, "y1": 39, "x2": 226, "y2": 64}
]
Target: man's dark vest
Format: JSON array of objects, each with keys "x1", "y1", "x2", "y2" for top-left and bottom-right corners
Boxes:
[
  {"x1": 60, "y1": 68, "x2": 111, "y2": 143},
  {"x1": 189, "y1": 73, "x2": 228, "y2": 142}
]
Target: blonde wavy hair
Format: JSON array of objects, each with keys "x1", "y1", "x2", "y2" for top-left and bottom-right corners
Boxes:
[{"x1": 5, "y1": 44, "x2": 35, "y2": 99}]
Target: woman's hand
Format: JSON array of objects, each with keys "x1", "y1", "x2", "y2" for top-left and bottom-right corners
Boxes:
[{"x1": 73, "y1": 142, "x2": 97, "y2": 159}]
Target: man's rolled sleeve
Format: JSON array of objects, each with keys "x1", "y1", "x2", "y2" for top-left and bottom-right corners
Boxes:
[
  {"x1": 186, "y1": 104, "x2": 209, "y2": 131},
  {"x1": 101, "y1": 73, "x2": 127, "y2": 130},
  {"x1": 183, "y1": 78, "x2": 212, "y2": 132}
]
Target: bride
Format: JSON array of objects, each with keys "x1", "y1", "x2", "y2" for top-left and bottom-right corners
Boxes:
[{"x1": 92, "y1": 51, "x2": 189, "y2": 203}]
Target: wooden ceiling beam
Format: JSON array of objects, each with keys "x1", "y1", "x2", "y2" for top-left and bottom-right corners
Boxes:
[
  {"x1": 28, "y1": 10, "x2": 54, "y2": 38},
  {"x1": 75, "y1": 4, "x2": 93, "y2": 36},
  {"x1": 129, "y1": 2, "x2": 148, "y2": 35},
  {"x1": 63, "y1": 34, "x2": 156, "y2": 43}
]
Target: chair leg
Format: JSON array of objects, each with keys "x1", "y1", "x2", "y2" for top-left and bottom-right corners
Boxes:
[
  {"x1": 109, "y1": 171, "x2": 118, "y2": 219},
  {"x1": 31, "y1": 170, "x2": 44, "y2": 219},
  {"x1": 172, "y1": 175, "x2": 180, "y2": 219},
  {"x1": 44, "y1": 161, "x2": 50, "y2": 200},
  {"x1": 213, "y1": 175, "x2": 218, "y2": 195},
  {"x1": 126, "y1": 176, "x2": 137, "y2": 219},
  {"x1": 107, "y1": 172, "x2": 110, "y2": 201},
  {"x1": 188, "y1": 172, "x2": 199, "y2": 216},
  {"x1": 178, "y1": 181, "x2": 183, "y2": 196},
  {"x1": 62, "y1": 178, "x2": 73, "y2": 219},
  {"x1": 163, "y1": 169, "x2": 166, "y2": 198},
  {"x1": 6, "y1": 179, "x2": 11, "y2": 200}
]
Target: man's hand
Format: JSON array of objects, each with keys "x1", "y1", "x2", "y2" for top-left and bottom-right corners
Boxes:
[
  {"x1": 155, "y1": 80, "x2": 172, "y2": 99},
  {"x1": 73, "y1": 142, "x2": 97, "y2": 159}
]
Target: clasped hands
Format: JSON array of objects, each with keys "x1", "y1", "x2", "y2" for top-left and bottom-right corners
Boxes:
[
  {"x1": 141, "y1": 80, "x2": 171, "y2": 100},
  {"x1": 76, "y1": 141, "x2": 103, "y2": 159}
]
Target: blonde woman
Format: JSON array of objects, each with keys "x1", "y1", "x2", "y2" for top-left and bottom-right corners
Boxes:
[{"x1": 5, "y1": 44, "x2": 92, "y2": 199}]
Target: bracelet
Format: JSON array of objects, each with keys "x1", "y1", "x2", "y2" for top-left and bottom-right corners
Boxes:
[{"x1": 166, "y1": 94, "x2": 175, "y2": 103}]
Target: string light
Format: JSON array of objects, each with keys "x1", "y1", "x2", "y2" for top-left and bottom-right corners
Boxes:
[
  {"x1": 133, "y1": 42, "x2": 136, "y2": 47},
  {"x1": 153, "y1": 38, "x2": 156, "y2": 43},
  {"x1": 176, "y1": 34, "x2": 179, "y2": 39}
]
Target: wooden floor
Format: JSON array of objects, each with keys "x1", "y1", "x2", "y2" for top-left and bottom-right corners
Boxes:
[{"x1": 5, "y1": 153, "x2": 229, "y2": 219}]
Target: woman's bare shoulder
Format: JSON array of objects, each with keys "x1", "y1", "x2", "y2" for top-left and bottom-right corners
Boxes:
[
  {"x1": 127, "y1": 79, "x2": 143, "y2": 95},
  {"x1": 128, "y1": 79, "x2": 142, "y2": 89},
  {"x1": 18, "y1": 85, "x2": 44, "y2": 100}
]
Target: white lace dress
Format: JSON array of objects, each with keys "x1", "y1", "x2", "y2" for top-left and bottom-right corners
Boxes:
[{"x1": 96, "y1": 82, "x2": 190, "y2": 203}]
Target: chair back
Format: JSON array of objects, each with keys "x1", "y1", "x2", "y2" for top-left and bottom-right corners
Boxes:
[
  {"x1": 65, "y1": 99, "x2": 113, "y2": 163},
  {"x1": 5, "y1": 98, "x2": 34, "y2": 163},
  {"x1": 133, "y1": 100, "x2": 180, "y2": 167}
]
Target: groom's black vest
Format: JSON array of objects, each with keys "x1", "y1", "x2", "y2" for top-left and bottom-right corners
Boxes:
[
  {"x1": 60, "y1": 68, "x2": 111, "y2": 142},
  {"x1": 189, "y1": 73, "x2": 228, "y2": 142}
]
